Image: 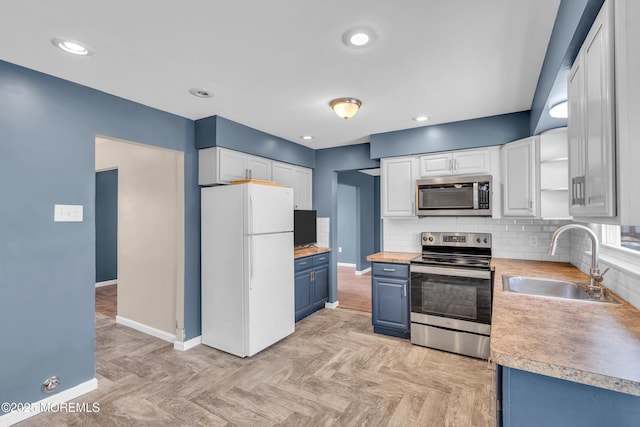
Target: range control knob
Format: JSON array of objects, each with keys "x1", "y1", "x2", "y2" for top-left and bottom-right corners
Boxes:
[
  {"x1": 476, "y1": 237, "x2": 482, "y2": 244},
  {"x1": 484, "y1": 238, "x2": 489, "y2": 244},
  {"x1": 428, "y1": 236, "x2": 434, "y2": 242}
]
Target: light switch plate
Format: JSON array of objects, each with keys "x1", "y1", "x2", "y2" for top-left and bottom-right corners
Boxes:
[{"x1": 54, "y1": 204, "x2": 83, "y2": 222}]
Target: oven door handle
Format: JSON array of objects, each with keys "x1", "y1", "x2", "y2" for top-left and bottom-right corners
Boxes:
[{"x1": 410, "y1": 264, "x2": 491, "y2": 279}]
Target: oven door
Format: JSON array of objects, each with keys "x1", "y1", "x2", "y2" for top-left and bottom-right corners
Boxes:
[{"x1": 410, "y1": 265, "x2": 492, "y2": 327}]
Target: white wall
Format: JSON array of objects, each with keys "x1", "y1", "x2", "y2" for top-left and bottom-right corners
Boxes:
[
  {"x1": 383, "y1": 217, "x2": 572, "y2": 261},
  {"x1": 96, "y1": 137, "x2": 184, "y2": 337}
]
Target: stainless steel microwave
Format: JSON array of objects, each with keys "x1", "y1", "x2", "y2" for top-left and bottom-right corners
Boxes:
[{"x1": 416, "y1": 175, "x2": 492, "y2": 216}]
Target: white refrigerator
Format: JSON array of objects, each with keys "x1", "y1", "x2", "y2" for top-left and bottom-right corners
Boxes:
[{"x1": 201, "y1": 182, "x2": 295, "y2": 357}]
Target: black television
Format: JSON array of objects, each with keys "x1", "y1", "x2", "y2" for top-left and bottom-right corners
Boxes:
[{"x1": 294, "y1": 209, "x2": 317, "y2": 247}]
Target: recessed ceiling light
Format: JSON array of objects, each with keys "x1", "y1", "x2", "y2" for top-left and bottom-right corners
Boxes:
[
  {"x1": 342, "y1": 27, "x2": 376, "y2": 48},
  {"x1": 189, "y1": 88, "x2": 214, "y2": 98},
  {"x1": 300, "y1": 135, "x2": 314, "y2": 140},
  {"x1": 350, "y1": 33, "x2": 370, "y2": 46},
  {"x1": 51, "y1": 38, "x2": 92, "y2": 56},
  {"x1": 413, "y1": 115, "x2": 429, "y2": 122},
  {"x1": 549, "y1": 101, "x2": 568, "y2": 118}
]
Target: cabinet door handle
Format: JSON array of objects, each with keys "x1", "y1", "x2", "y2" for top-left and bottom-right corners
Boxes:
[
  {"x1": 448, "y1": 159, "x2": 452, "y2": 172},
  {"x1": 403, "y1": 283, "x2": 407, "y2": 297},
  {"x1": 383, "y1": 268, "x2": 396, "y2": 272},
  {"x1": 453, "y1": 159, "x2": 458, "y2": 172},
  {"x1": 311, "y1": 271, "x2": 315, "y2": 281}
]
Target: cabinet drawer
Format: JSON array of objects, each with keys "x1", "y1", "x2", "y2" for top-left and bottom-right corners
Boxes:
[
  {"x1": 295, "y1": 257, "x2": 313, "y2": 271},
  {"x1": 372, "y1": 263, "x2": 409, "y2": 279},
  {"x1": 313, "y1": 253, "x2": 330, "y2": 266}
]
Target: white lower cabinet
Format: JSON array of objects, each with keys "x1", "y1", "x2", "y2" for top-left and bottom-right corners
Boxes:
[
  {"x1": 381, "y1": 156, "x2": 417, "y2": 217},
  {"x1": 502, "y1": 137, "x2": 538, "y2": 217}
]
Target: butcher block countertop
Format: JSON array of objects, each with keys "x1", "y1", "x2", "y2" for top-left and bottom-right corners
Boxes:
[
  {"x1": 294, "y1": 247, "x2": 331, "y2": 259},
  {"x1": 366, "y1": 252, "x2": 420, "y2": 264},
  {"x1": 491, "y1": 258, "x2": 640, "y2": 396}
]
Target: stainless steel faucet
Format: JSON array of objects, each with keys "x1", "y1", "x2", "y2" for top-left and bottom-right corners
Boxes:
[{"x1": 548, "y1": 224, "x2": 609, "y2": 294}]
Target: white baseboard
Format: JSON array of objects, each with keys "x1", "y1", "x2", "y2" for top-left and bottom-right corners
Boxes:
[
  {"x1": 356, "y1": 267, "x2": 371, "y2": 275},
  {"x1": 116, "y1": 316, "x2": 175, "y2": 343},
  {"x1": 337, "y1": 262, "x2": 356, "y2": 267},
  {"x1": 174, "y1": 335, "x2": 202, "y2": 351},
  {"x1": 325, "y1": 301, "x2": 339, "y2": 309},
  {"x1": 0, "y1": 378, "x2": 97, "y2": 427},
  {"x1": 95, "y1": 279, "x2": 117, "y2": 288}
]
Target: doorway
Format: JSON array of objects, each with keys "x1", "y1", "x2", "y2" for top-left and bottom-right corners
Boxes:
[
  {"x1": 336, "y1": 171, "x2": 379, "y2": 313},
  {"x1": 95, "y1": 136, "x2": 184, "y2": 342},
  {"x1": 95, "y1": 169, "x2": 118, "y2": 317}
]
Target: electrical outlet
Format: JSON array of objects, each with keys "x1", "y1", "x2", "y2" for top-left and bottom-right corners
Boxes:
[{"x1": 529, "y1": 235, "x2": 539, "y2": 247}]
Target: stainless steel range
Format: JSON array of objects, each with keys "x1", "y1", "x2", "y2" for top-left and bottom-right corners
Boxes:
[{"x1": 410, "y1": 232, "x2": 492, "y2": 359}]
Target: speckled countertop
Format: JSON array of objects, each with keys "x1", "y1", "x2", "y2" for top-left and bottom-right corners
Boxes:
[
  {"x1": 294, "y1": 247, "x2": 331, "y2": 259},
  {"x1": 366, "y1": 252, "x2": 420, "y2": 264},
  {"x1": 491, "y1": 258, "x2": 640, "y2": 396}
]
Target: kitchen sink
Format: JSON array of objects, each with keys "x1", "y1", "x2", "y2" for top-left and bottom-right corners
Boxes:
[{"x1": 502, "y1": 275, "x2": 620, "y2": 304}]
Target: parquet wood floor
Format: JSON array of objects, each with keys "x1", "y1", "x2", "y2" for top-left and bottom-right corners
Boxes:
[
  {"x1": 95, "y1": 284, "x2": 117, "y2": 318},
  {"x1": 19, "y1": 309, "x2": 495, "y2": 426},
  {"x1": 337, "y1": 265, "x2": 372, "y2": 313}
]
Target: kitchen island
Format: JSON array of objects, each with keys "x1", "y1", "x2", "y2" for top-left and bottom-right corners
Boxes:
[{"x1": 491, "y1": 258, "x2": 640, "y2": 426}]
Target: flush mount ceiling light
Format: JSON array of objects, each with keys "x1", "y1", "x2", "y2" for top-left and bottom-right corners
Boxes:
[
  {"x1": 330, "y1": 98, "x2": 362, "y2": 120},
  {"x1": 342, "y1": 27, "x2": 376, "y2": 48},
  {"x1": 300, "y1": 135, "x2": 314, "y2": 140},
  {"x1": 189, "y1": 88, "x2": 214, "y2": 98},
  {"x1": 412, "y1": 115, "x2": 429, "y2": 122},
  {"x1": 549, "y1": 101, "x2": 568, "y2": 118},
  {"x1": 51, "y1": 38, "x2": 92, "y2": 56}
]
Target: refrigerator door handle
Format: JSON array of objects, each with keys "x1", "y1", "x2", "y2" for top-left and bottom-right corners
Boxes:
[
  {"x1": 250, "y1": 237, "x2": 255, "y2": 287},
  {"x1": 249, "y1": 194, "x2": 254, "y2": 235}
]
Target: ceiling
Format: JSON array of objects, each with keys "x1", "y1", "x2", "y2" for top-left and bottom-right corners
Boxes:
[{"x1": 0, "y1": 0, "x2": 560, "y2": 150}]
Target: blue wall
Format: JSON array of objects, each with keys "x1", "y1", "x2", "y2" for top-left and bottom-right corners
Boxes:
[
  {"x1": 370, "y1": 111, "x2": 531, "y2": 159},
  {"x1": 337, "y1": 184, "x2": 357, "y2": 264},
  {"x1": 0, "y1": 60, "x2": 199, "y2": 405},
  {"x1": 195, "y1": 115, "x2": 315, "y2": 168},
  {"x1": 95, "y1": 169, "x2": 118, "y2": 283}
]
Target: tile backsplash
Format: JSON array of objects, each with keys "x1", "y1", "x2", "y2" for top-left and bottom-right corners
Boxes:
[
  {"x1": 383, "y1": 217, "x2": 572, "y2": 261},
  {"x1": 316, "y1": 217, "x2": 330, "y2": 248}
]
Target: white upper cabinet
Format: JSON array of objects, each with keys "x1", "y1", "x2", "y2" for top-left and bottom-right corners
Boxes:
[
  {"x1": 199, "y1": 147, "x2": 273, "y2": 185},
  {"x1": 568, "y1": 0, "x2": 616, "y2": 218},
  {"x1": 381, "y1": 156, "x2": 417, "y2": 217},
  {"x1": 199, "y1": 148, "x2": 310, "y2": 208},
  {"x1": 539, "y1": 127, "x2": 571, "y2": 220},
  {"x1": 419, "y1": 148, "x2": 493, "y2": 177},
  {"x1": 502, "y1": 137, "x2": 538, "y2": 217},
  {"x1": 293, "y1": 167, "x2": 312, "y2": 210},
  {"x1": 271, "y1": 161, "x2": 312, "y2": 210},
  {"x1": 246, "y1": 155, "x2": 272, "y2": 181},
  {"x1": 271, "y1": 162, "x2": 294, "y2": 187}
]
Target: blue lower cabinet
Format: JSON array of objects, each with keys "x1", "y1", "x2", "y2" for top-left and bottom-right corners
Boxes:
[
  {"x1": 371, "y1": 262, "x2": 410, "y2": 338},
  {"x1": 498, "y1": 365, "x2": 640, "y2": 427},
  {"x1": 294, "y1": 253, "x2": 330, "y2": 322}
]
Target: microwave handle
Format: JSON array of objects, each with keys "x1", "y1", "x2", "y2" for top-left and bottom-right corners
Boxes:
[{"x1": 473, "y1": 182, "x2": 479, "y2": 209}]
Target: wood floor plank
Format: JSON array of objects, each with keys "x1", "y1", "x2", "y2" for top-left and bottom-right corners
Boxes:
[{"x1": 18, "y1": 308, "x2": 494, "y2": 426}]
